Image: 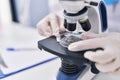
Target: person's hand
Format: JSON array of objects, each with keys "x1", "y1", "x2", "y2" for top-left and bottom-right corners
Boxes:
[
  {"x1": 68, "y1": 32, "x2": 120, "y2": 76},
  {"x1": 37, "y1": 13, "x2": 65, "y2": 37}
]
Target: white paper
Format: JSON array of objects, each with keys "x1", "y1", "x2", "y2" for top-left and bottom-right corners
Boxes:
[{"x1": 0, "y1": 47, "x2": 57, "y2": 74}]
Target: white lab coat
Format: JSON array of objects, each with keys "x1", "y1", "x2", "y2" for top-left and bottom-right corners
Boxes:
[
  {"x1": 48, "y1": 0, "x2": 62, "y2": 12},
  {"x1": 48, "y1": 0, "x2": 120, "y2": 80}
]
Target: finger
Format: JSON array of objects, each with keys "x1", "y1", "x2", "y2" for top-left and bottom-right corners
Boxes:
[
  {"x1": 80, "y1": 32, "x2": 109, "y2": 40},
  {"x1": 84, "y1": 50, "x2": 116, "y2": 64},
  {"x1": 80, "y1": 32, "x2": 99, "y2": 40},
  {"x1": 96, "y1": 60, "x2": 120, "y2": 73},
  {"x1": 57, "y1": 16, "x2": 66, "y2": 33},
  {"x1": 50, "y1": 14, "x2": 60, "y2": 36},
  {"x1": 68, "y1": 38, "x2": 104, "y2": 51},
  {"x1": 37, "y1": 20, "x2": 52, "y2": 36},
  {"x1": 110, "y1": 69, "x2": 120, "y2": 77}
]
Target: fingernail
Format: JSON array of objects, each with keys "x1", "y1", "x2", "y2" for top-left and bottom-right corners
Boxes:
[
  {"x1": 84, "y1": 52, "x2": 89, "y2": 59},
  {"x1": 68, "y1": 44, "x2": 77, "y2": 51},
  {"x1": 84, "y1": 51, "x2": 93, "y2": 60}
]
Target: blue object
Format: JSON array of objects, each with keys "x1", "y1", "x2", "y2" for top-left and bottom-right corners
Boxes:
[
  {"x1": 6, "y1": 48, "x2": 37, "y2": 51},
  {"x1": 104, "y1": 0, "x2": 119, "y2": 5},
  {"x1": 99, "y1": 1, "x2": 108, "y2": 32},
  {"x1": 0, "y1": 57, "x2": 58, "y2": 79},
  {"x1": 9, "y1": 0, "x2": 19, "y2": 22},
  {"x1": 7, "y1": 48, "x2": 15, "y2": 51}
]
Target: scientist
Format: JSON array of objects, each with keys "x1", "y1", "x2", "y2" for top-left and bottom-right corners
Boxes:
[{"x1": 37, "y1": 0, "x2": 120, "y2": 77}]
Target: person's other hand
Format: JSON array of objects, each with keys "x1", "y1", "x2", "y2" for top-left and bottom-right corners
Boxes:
[
  {"x1": 37, "y1": 13, "x2": 65, "y2": 37},
  {"x1": 68, "y1": 32, "x2": 120, "y2": 76}
]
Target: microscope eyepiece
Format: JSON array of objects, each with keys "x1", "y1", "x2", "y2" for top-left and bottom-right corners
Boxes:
[{"x1": 79, "y1": 19, "x2": 91, "y2": 31}]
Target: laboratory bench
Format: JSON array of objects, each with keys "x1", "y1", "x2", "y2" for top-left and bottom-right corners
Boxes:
[{"x1": 0, "y1": 23, "x2": 120, "y2": 80}]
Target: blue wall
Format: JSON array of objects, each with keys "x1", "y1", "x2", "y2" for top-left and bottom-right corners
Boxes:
[
  {"x1": 29, "y1": 0, "x2": 50, "y2": 27},
  {"x1": 104, "y1": 0, "x2": 119, "y2": 5},
  {"x1": 15, "y1": 0, "x2": 50, "y2": 27},
  {"x1": 105, "y1": 0, "x2": 113, "y2": 5}
]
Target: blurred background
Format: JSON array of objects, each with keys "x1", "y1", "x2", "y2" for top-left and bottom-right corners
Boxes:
[
  {"x1": 0, "y1": 0, "x2": 120, "y2": 30},
  {"x1": 0, "y1": 0, "x2": 120, "y2": 80},
  {"x1": 0, "y1": 0, "x2": 50, "y2": 27}
]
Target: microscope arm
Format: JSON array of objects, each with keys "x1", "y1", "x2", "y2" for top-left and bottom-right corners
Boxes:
[{"x1": 85, "y1": 0, "x2": 108, "y2": 33}]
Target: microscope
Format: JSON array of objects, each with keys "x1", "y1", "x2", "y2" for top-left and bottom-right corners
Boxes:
[{"x1": 38, "y1": 0, "x2": 108, "y2": 80}]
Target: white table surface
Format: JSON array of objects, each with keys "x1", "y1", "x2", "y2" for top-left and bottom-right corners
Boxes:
[{"x1": 0, "y1": 23, "x2": 60, "y2": 80}]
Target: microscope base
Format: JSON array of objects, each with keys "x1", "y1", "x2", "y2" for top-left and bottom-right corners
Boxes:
[
  {"x1": 57, "y1": 64, "x2": 97, "y2": 80},
  {"x1": 57, "y1": 65, "x2": 86, "y2": 80}
]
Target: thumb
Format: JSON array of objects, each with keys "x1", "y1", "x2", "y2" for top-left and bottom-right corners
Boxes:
[
  {"x1": 68, "y1": 38, "x2": 104, "y2": 51},
  {"x1": 80, "y1": 32, "x2": 100, "y2": 40},
  {"x1": 50, "y1": 13, "x2": 60, "y2": 36},
  {"x1": 80, "y1": 32, "x2": 109, "y2": 40}
]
